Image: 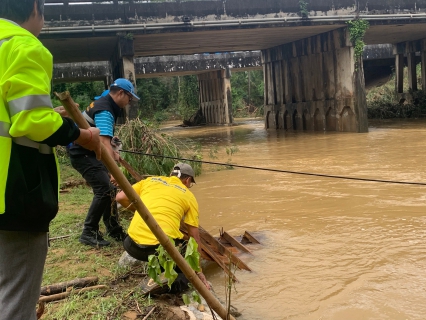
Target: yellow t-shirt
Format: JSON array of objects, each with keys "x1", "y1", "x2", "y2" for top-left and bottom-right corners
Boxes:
[{"x1": 128, "y1": 176, "x2": 199, "y2": 245}]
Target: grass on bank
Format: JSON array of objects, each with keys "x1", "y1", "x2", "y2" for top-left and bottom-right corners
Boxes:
[
  {"x1": 42, "y1": 180, "x2": 156, "y2": 320},
  {"x1": 367, "y1": 63, "x2": 426, "y2": 119}
]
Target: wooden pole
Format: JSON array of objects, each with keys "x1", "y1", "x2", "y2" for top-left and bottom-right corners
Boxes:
[
  {"x1": 40, "y1": 276, "x2": 98, "y2": 295},
  {"x1": 55, "y1": 91, "x2": 235, "y2": 320},
  {"x1": 39, "y1": 285, "x2": 108, "y2": 303}
]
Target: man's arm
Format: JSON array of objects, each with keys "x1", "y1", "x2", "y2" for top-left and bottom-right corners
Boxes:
[
  {"x1": 94, "y1": 111, "x2": 119, "y2": 160},
  {"x1": 186, "y1": 224, "x2": 211, "y2": 290},
  {"x1": 100, "y1": 135, "x2": 119, "y2": 160},
  {"x1": 116, "y1": 190, "x2": 136, "y2": 212}
]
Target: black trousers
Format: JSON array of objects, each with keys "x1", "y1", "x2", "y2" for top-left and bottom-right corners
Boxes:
[
  {"x1": 70, "y1": 154, "x2": 121, "y2": 234},
  {"x1": 124, "y1": 235, "x2": 189, "y2": 293}
]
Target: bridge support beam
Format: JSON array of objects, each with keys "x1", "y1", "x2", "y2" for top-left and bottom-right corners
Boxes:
[
  {"x1": 393, "y1": 40, "x2": 423, "y2": 100},
  {"x1": 111, "y1": 36, "x2": 138, "y2": 120},
  {"x1": 198, "y1": 69, "x2": 233, "y2": 125},
  {"x1": 262, "y1": 28, "x2": 368, "y2": 133}
]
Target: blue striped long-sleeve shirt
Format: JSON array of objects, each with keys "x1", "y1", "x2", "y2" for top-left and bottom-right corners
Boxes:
[{"x1": 94, "y1": 110, "x2": 114, "y2": 137}]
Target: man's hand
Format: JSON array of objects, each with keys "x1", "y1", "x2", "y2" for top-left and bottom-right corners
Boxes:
[
  {"x1": 54, "y1": 103, "x2": 79, "y2": 117},
  {"x1": 75, "y1": 127, "x2": 102, "y2": 160},
  {"x1": 113, "y1": 151, "x2": 120, "y2": 162},
  {"x1": 110, "y1": 174, "x2": 119, "y2": 187},
  {"x1": 197, "y1": 272, "x2": 211, "y2": 290}
]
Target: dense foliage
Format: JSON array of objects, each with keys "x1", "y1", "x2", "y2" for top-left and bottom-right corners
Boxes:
[
  {"x1": 115, "y1": 118, "x2": 202, "y2": 179},
  {"x1": 51, "y1": 70, "x2": 264, "y2": 122},
  {"x1": 367, "y1": 63, "x2": 426, "y2": 119}
]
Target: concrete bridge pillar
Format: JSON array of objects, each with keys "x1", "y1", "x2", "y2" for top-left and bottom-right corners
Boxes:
[
  {"x1": 393, "y1": 40, "x2": 422, "y2": 98},
  {"x1": 111, "y1": 36, "x2": 138, "y2": 120},
  {"x1": 422, "y1": 40, "x2": 426, "y2": 92},
  {"x1": 262, "y1": 28, "x2": 368, "y2": 133},
  {"x1": 198, "y1": 68, "x2": 233, "y2": 125}
]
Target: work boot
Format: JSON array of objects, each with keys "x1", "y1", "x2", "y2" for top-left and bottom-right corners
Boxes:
[
  {"x1": 140, "y1": 273, "x2": 169, "y2": 296},
  {"x1": 79, "y1": 230, "x2": 110, "y2": 247},
  {"x1": 107, "y1": 226, "x2": 127, "y2": 242}
]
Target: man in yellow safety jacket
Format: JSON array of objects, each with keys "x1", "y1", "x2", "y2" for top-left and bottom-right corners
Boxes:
[{"x1": 0, "y1": 1, "x2": 102, "y2": 319}]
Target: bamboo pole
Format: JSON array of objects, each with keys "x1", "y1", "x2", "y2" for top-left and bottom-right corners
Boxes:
[{"x1": 55, "y1": 91, "x2": 235, "y2": 320}]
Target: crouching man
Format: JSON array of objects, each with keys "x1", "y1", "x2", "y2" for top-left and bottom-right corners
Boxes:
[{"x1": 116, "y1": 163, "x2": 210, "y2": 293}]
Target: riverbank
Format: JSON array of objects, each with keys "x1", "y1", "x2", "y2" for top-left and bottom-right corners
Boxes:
[{"x1": 41, "y1": 165, "x2": 220, "y2": 320}]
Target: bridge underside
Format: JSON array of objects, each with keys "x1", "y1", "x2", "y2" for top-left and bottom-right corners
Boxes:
[
  {"x1": 38, "y1": 2, "x2": 426, "y2": 130},
  {"x1": 263, "y1": 28, "x2": 368, "y2": 133}
]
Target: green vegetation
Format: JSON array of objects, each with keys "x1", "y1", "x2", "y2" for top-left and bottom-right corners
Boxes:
[
  {"x1": 115, "y1": 118, "x2": 202, "y2": 179},
  {"x1": 52, "y1": 70, "x2": 265, "y2": 124},
  {"x1": 52, "y1": 81, "x2": 105, "y2": 109},
  {"x1": 231, "y1": 70, "x2": 264, "y2": 117},
  {"x1": 42, "y1": 185, "x2": 148, "y2": 319},
  {"x1": 347, "y1": 19, "x2": 369, "y2": 70},
  {"x1": 299, "y1": 0, "x2": 309, "y2": 18},
  {"x1": 367, "y1": 63, "x2": 426, "y2": 119},
  {"x1": 147, "y1": 237, "x2": 202, "y2": 304}
]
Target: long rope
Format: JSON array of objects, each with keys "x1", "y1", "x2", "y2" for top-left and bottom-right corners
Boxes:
[{"x1": 120, "y1": 150, "x2": 426, "y2": 186}]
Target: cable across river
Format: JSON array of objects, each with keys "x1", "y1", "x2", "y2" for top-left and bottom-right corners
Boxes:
[{"x1": 120, "y1": 150, "x2": 426, "y2": 187}]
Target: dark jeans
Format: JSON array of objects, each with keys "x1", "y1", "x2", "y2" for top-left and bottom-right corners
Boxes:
[
  {"x1": 70, "y1": 154, "x2": 121, "y2": 234},
  {"x1": 124, "y1": 235, "x2": 189, "y2": 293}
]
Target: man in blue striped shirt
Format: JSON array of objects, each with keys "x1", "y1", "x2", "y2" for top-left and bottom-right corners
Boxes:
[{"x1": 69, "y1": 79, "x2": 140, "y2": 247}]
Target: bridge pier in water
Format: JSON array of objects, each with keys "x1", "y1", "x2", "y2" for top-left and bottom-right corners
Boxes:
[
  {"x1": 262, "y1": 28, "x2": 368, "y2": 133},
  {"x1": 393, "y1": 39, "x2": 426, "y2": 97},
  {"x1": 198, "y1": 69, "x2": 233, "y2": 125}
]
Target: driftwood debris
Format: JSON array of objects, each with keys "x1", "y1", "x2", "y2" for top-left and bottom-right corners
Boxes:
[
  {"x1": 38, "y1": 285, "x2": 108, "y2": 303},
  {"x1": 180, "y1": 223, "x2": 261, "y2": 282},
  {"x1": 242, "y1": 231, "x2": 261, "y2": 244},
  {"x1": 40, "y1": 276, "x2": 98, "y2": 296},
  {"x1": 219, "y1": 230, "x2": 253, "y2": 255},
  {"x1": 48, "y1": 234, "x2": 72, "y2": 242}
]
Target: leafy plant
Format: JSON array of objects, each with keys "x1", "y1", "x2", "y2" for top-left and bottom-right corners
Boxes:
[
  {"x1": 299, "y1": 0, "x2": 309, "y2": 18},
  {"x1": 147, "y1": 237, "x2": 202, "y2": 304},
  {"x1": 346, "y1": 19, "x2": 369, "y2": 70},
  {"x1": 208, "y1": 145, "x2": 219, "y2": 160},
  {"x1": 115, "y1": 118, "x2": 202, "y2": 178}
]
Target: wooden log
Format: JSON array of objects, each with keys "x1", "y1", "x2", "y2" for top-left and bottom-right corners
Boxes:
[
  {"x1": 198, "y1": 227, "x2": 251, "y2": 272},
  {"x1": 40, "y1": 277, "x2": 98, "y2": 296},
  {"x1": 220, "y1": 231, "x2": 253, "y2": 255},
  {"x1": 38, "y1": 285, "x2": 108, "y2": 303},
  {"x1": 56, "y1": 91, "x2": 235, "y2": 320},
  {"x1": 199, "y1": 239, "x2": 238, "y2": 283},
  {"x1": 181, "y1": 223, "x2": 251, "y2": 272},
  {"x1": 242, "y1": 231, "x2": 261, "y2": 244}
]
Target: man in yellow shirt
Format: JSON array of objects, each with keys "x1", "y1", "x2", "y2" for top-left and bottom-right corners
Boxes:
[{"x1": 116, "y1": 163, "x2": 209, "y2": 292}]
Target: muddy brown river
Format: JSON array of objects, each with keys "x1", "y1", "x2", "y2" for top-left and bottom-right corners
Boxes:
[{"x1": 162, "y1": 118, "x2": 426, "y2": 320}]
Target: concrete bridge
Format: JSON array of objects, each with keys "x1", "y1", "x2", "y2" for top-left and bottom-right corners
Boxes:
[
  {"x1": 41, "y1": 0, "x2": 426, "y2": 131},
  {"x1": 52, "y1": 51, "x2": 262, "y2": 82}
]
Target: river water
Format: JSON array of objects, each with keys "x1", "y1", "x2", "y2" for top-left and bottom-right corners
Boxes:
[{"x1": 162, "y1": 118, "x2": 426, "y2": 320}]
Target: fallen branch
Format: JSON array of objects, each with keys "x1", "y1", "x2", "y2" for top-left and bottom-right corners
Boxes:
[
  {"x1": 49, "y1": 235, "x2": 72, "y2": 241},
  {"x1": 36, "y1": 301, "x2": 45, "y2": 319},
  {"x1": 38, "y1": 285, "x2": 108, "y2": 303},
  {"x1": 142, "y1": 306, "x2": 156, "y2": 320},
  {"x1": 40, "y1": 277, "x2": 98, "y2": 296}
]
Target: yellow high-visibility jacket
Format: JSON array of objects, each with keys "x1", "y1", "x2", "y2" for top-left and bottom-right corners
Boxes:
[{"x1": 0, "y1": 19, "x2": 80, "y2": 232}]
